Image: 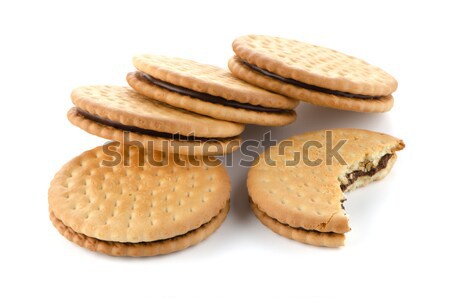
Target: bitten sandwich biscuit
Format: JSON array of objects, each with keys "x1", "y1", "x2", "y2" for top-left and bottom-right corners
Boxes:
[
  {"x1": 68, "y1": 85, "x2": 244, "y2": 156},
  {"x1": 229, "y1": 35, "x2": 397, "y2": 113},
  {"x1": 247, "y1": 129, "x2": 404, "y2": 247},
  {"x1": 127, "y1": 55, "x2": 298, "y2": 126},
  {"x1": 48, "y1": 143, "x2": 231, "y2": 257}
]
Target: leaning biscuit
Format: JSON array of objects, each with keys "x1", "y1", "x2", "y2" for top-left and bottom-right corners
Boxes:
[
  {"x1": 247, "y1": 129, "x2": 405, "y2": 247},
  {"x1": 230, "y1": 35, "x2": 397, "y2": 113},
  {"x1": 128, "y1": 55, "x2": 298, "y2": 126},
  {"x1": 68, "y1": 85, "x2": 244, "y2": 156},
  {"x1": 48, "y1": 143, "x2": 231, "y2": 256}
]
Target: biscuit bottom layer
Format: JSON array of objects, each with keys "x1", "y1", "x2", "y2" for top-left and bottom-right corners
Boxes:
[
  {"x1": 240, "y1": 59, "x2": 382, "y2": 100},
  {"x1": 50, "y1": 202, "x2": 230, "y2": 257},
  {"x1": 135, "y1": 71, "x2": 292, "y2": 114},
  {"x1": 76, "y1": 108, "x2": 238, "y2": 142},
  {"x1": 250, "y1": 199, "x2": 345, "y2": 247}
]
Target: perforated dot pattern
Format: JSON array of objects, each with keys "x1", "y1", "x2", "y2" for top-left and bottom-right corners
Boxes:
[
  {"x1": 132, "y1": 54, "x2": 298, "y2": 108},
  {"x1": 71, "y1": 85, "x2": 244, "y2": 137},
  {"x1": 49, "y1": 144, "x2": 230, "y2": 243},
  {"x1": 247, "y1": 128, "x2": 404, "y2": 233},
  {"x1": 233, "y1": 35, "x2": 397, "y2": 96}
]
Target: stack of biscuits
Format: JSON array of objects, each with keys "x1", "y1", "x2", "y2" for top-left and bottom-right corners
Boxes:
[{"x1": 49, "y1": 34, "x2": 404, "y2": 256}]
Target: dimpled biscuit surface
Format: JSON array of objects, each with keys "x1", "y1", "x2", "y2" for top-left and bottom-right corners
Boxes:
[
  {"x1": 232, "y1": 35, "x2": 397, "y2": 96},
  {"x1": 133, "y1": 54, "x2": 298, "y2": 108},
  {"x1": 71, "y1": 85, "x2": 244, "y2": 137},
  {"x1": 248, "y1": 129, "x2": 404, "y2": 234},
  {"x1": 49, "y1": 143, "x2": 231, "y2": 243}
]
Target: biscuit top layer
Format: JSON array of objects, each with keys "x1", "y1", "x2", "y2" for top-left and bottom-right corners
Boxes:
[
  {"x1": 71, "y1": 85, "x2": 244, "y2": 138},
  {"x1": 133, "y1": 54, "x2": 298, "y2": 109},
  {"x1": 233, "y1": 35, "x2": 397, "y2": 96},
  {"x1": 48, "y1": 143, "x2": 231, "y2": 243},
  {"x1": 247, "y1": 128, "x2": 404, "y2": 233}
]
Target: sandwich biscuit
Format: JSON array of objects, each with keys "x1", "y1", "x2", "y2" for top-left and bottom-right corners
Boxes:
[
  {"x1": 230, "y1": 35, "x2": 397, "y2": 112},
  {"x1": 128, "y1": 55, "x2": 298, "y2": 126},
  {"x1": 48, "y1": 143, "x2": 231, "y2": 256},
  {"x1": 247, "y1": 129, "x2": 404, "y2": 247},
  {"x1": 68, "y1": 85, "x2": 244, "y2": 156}
]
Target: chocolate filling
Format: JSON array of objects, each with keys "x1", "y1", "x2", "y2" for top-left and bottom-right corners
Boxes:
[
  {"x1": 340, "y1": 153, "x2": 393, "y2": 192},
  {"x1": 135, "y1": 71, "x2": 291, "y2": 114},
  {"x1": 340, "y1": 198, "x2": 347, "y2": 211},
  {"x1": 251, "y1": 154, "x2": 393, "y2": 235},
  {"x1": 76, "y1": 108, "x2": 234, "y2": 142},
  {"x1": 240, "y1": 59, "x2": 382, "y2": 100}
]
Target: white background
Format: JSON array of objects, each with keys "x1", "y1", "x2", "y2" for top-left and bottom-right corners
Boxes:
[{"x1": 1, "y1": 1, "x2": 448, "y2": 297}]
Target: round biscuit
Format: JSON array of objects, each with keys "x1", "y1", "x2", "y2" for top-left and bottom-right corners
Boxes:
[
  {"x1": 132, "y1": 54, "x2": 298, "y2": 109},
  {"x1": 127, "y1": 72, "x2": 297, "y2": 126},
  {"x1": 232, "y1": 35, "x2": 397, "y2": 96},
  {"x1": 247, "y1": 129, "x2": 405, "y2": 234},
  {"x1": 71, "y1": 85, "x2": 244, "y2": 138},
  {"x1": 48, "y1": 143, "x2": 231, "y2": 244}
]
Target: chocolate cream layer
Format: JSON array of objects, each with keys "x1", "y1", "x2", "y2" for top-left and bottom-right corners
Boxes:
[
  {"x1": 240, "y1": 59, "x2": 382, "y2": 100},
  {"x1": 76, "y1": 108, "x2": 235, "y2": 142},
  {"x1": 134, "y1": 71, "x2": 291, "y2": 113},
  {"x1": 340, "y1": 153, "x2": 393, "y2": 191}
]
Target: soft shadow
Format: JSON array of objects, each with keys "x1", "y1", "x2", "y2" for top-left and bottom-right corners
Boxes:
[
  {"x1": 219, "y1": 124, "x2": 271, "y2": 223},
  {"x1": 285, "y1": 102, "x2": 394, "y2": 137}
]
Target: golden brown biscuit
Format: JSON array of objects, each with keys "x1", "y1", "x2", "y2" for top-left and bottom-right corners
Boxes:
[
  {"x1": 247, "y1": 129, "x2": 404, "y2": 246},
  {"x1": 129, "y1": 55, "x2": 298, "y2": 126},
  {"x1": 68, "y1": 85, "x2": 244, "y2": 156},
  {"x1": 230, "y1": 35, "x2": 397, "y2": 112},
  {"x1": 48, "y1": 143, "x2": 231, "y2": 256}
]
